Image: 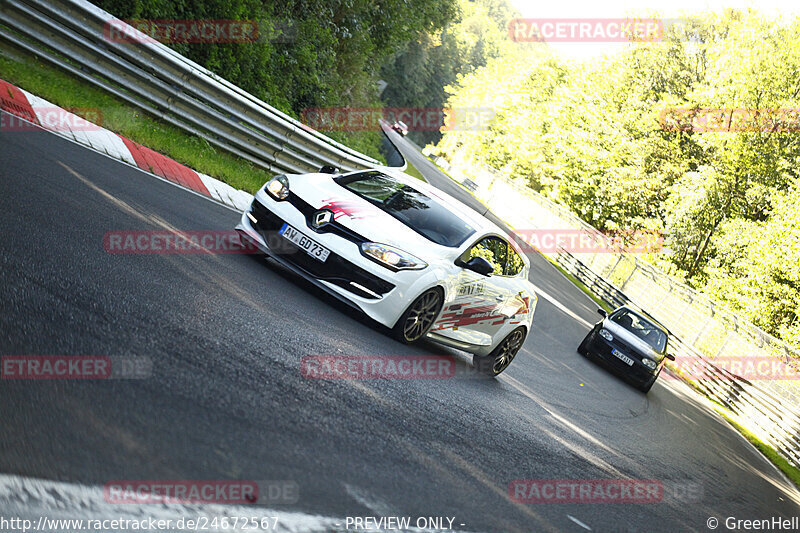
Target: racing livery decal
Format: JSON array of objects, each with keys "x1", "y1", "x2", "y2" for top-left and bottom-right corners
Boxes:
[
  {"x1": 319, "y1": 198, "x2": 377, "y2": 220},
  {"x1": 432, "y1": 300, "x2": 506, "y2": 331}
]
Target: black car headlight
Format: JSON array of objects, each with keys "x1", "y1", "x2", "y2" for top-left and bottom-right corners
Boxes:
[
  {"x1": 265, "y1": 175, "x2": 290, "y2": 200},
  {"x1": 598, "y1": 328, "x2": 613, "y2": 342},
  {"x1": 360, "y1": 242, "x2": 427, "y2": 271},
  {"x1": 642, "y1": 358, "x2": 657, "y2": 370}
]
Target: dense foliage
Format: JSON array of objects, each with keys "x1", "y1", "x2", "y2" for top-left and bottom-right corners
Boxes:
[
  {"x1": 434, "y1": 11, "x2": 800, "y2": 349},
  {"x1": 96, "y1": 0, "x2": 461, "y2": 158},
  {"x1": 96, "y1": 0, "x2": 524, "y2": 157},
  {"x1": 379, "y1": 0, "x2": 532, "y2": 145}
]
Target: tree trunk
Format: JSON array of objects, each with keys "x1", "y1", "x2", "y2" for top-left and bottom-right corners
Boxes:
[{"x1": 687, "y1": 222, "x2": 718, "y2": 278}]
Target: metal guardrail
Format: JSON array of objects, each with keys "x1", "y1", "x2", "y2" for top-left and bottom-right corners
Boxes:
[
  {"x1": 555, "y1": 252, "x2": 627, "y2": 308},
  {"x1": 0, "y1": 0, "x2": 399, "y2": 175},
  {"x1": 450, "y1": 158, "x2": 800, "y2": 467}
]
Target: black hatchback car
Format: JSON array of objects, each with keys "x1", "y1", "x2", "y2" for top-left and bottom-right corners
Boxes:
[{"x1": 578, "y1": 306, "x2": 674, "y2": 393}]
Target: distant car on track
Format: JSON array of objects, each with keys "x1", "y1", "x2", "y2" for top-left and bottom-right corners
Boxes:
[
  {"x1": 578, "y1": 306, "x2": 674, "y2": 392},
  {"x1": 391, "y1": 121, "x2": 408, "y2": 136},
  {"x1": 236, "y1": 167, "x2": 537, "y2": 375}
]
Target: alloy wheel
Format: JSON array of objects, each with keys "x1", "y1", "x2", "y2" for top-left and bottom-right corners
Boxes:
[
  {"x1": 492, "y1": 329, "x2": 525, "y2": 374},
  {"x1": 402, "y1": 290, "x2": 441, "y2": 342}
]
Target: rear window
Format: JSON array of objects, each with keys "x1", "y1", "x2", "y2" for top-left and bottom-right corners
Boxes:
[{"x1": 336, "y1": 171, "x2": 475, "y2": 247}]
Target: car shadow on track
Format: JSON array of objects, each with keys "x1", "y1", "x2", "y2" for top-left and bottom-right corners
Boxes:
[{"x1": 241, "y1": 252, "x2": 507, "y2": 383}]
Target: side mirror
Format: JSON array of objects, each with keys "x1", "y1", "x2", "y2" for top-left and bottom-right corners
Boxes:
[
  {"x1": 460, "y1": 256, "x2": 494, "y2": 276},
  {"x1": 319, "y1": 165, "x2": 339, "y2": 174},
  {"x1": 665, "y1": 353, "x2": 675, "y2": 361},
  {"x1": 597, "y1": 309, "x2": 607, "y2": 317}
]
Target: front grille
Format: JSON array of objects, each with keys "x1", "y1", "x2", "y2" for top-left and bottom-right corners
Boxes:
[
  {"x1": 591, "y1": 336, "x2": 654, "y2": 380},
  {"x1": 286, "y1": 192, "x2": 368, "y2": 245},
  {"x1": 248, "y1": 199, "x2": 394, "y2": 299}
]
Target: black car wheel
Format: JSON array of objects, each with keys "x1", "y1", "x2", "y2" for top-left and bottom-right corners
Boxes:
[
  {"x1": 639, "y1": 370, "x2": 660, "y2": 393},
  {"x1": 393, "y1": 288, "x2": 443, "y2": 343},
  {"x1": 577, "y1": 331, "x2": 593, "y2": 355},
  {"x1": 474, "y1": 327, "x2": 527, "y2": 377}
]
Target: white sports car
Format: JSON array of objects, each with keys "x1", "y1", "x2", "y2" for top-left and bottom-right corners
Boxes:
[{"x1": 236, "y1": 167, "x2": 537, "y2": 375}]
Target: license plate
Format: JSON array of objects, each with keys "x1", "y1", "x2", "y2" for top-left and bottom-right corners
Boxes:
[
  {"x1": 279, "y1": 223, "x2": 330, "y2": 262},
  {"x1": 612, "y1": 348, "x2": 634, "y2": 366}
]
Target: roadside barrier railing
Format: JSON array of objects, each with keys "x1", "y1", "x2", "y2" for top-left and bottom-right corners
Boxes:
[{"x1": 0, "y1": 0, "x2": 400, "y2": 175}]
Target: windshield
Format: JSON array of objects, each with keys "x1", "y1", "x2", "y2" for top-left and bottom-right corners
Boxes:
[
  {"x1": 609, "y1": 309, "x2": 668, "y2": 353},
  {"x1": 336, "y1": 171, "x2": 475, "y2": 247}
]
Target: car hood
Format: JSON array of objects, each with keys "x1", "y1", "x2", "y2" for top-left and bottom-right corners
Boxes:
[
  {"x1": 288, "y1": 173, "x2": 458, "y2": 259},
  {"x1": 602, "y1": 319, "x2": 663, "y2": 360}
]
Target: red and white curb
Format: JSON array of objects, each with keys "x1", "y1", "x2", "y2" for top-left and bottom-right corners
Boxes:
[{"x1": 0, "y1": 77, "x2": 254, "y2": 211}]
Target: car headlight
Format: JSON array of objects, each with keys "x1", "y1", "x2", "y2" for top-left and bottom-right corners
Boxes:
[
  {"x1": 360, "y1": 242, "x2": 427, "y2": 271},
  {"x1": 598, "y1": 328, "x2": 613, "y2": 342},
  {"x1": 642, "y1": 358, "x2": 657, "y2": 370},
  {"x1": 265, "y1": 175, "x2": 290, "y2": 200}
]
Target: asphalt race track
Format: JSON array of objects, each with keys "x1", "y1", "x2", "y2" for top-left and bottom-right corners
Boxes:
[{"x1": 1, "y1": 112, "x2": 799, "y2": 532}]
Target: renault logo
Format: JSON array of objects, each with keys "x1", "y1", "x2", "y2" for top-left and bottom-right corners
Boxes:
[{"x1": 312, "y1": 210, "x2": 333, "y2": 228}]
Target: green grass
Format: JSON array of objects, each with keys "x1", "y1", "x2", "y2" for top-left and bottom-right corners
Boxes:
[
  {"x1": 545, "y1": 257, "x2": 614, "y2": 312},
  {"x1": 0, "y1": 48, "x2": 383, "y2": 192},
  {"x1": 708, "y1": 402, "x2": 800, "y2": 489},
  {"x1": 0, "y1": 51, "x2": 271, "y2": 193},
  {"x1": 403, "y1": 160, "x2": 427, "y2": 181}
]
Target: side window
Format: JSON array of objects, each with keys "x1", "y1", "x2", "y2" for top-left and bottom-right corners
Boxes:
[
  {"x1": 505, "y1": 244, "x2": 524, "y2": 276},
  {"x1": 465, "y1": 237, "x2": 507, "y2": 275}
]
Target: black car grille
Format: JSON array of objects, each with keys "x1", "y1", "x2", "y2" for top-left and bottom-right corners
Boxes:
[
  {"x1": 248, "y1": 199, "x2": 394, "y2": 299},
  {"x1": 591, "y1": 336, "x2": 655, "y2": 380}
]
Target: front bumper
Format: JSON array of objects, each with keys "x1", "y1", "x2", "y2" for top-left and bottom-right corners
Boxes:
[
  {"x1": 236, "y1": 192, "x2": 436, "y2": 329},
  {"x1": 246, "y1": 198, "x2": 395, "y2": 300},
  {"x1": 585, "y1": 333, "x2": 659, "y2": 384}
]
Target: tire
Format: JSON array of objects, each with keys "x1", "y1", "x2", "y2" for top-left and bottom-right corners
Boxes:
[
  {"x1": 639, "y1": 373, "x2": 658, "y2": 393},
  {"x1": 392, "y1": 288, "x2": 444, "y2": 344},
  {"x1": 474, "y1": 327, "x2": 527, "y2": 377},
  {"x1": 577, "y1": 332, "x2": 592, "y2": 356}
]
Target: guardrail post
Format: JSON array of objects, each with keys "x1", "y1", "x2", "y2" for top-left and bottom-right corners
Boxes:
[
  {"x1": 606, "y1": 254, "x2": 623, "y2": 279},
  {"x1": 620, "y1": 263, "x2": 638, "y2": 291}
]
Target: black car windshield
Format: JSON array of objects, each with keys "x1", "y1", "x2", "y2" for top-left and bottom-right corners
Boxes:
[
  {"x1": 335, "y1": 171, "x2": 475, "y2": 247},
  {"x1": 609, "y1": 309, "x2": 668, "y2": 353}
]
